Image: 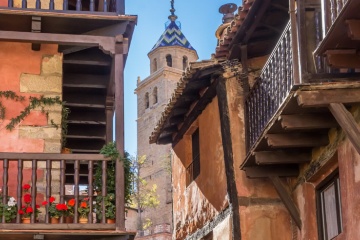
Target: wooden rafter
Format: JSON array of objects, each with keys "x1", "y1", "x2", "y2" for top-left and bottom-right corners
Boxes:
[
  {"x1": 325, "y1": 49, "x2": 360, "y2": 69},
  {"x1": 254, "y1": 151, "x2": 310, "y2": 165},
  {"x1": 329, "y1": 103, "x2": 360, "y2": 155},
  {"x1": 297, "y1": 89, "x2": 360, "y2": 107},
  {"x1": 266, "y1": 133, "x2": 329, "y2": 148},
  {"x1": 269, "y1": 176, "x2": 302, "y2": 229},
  {"x1": 280, "y1": 113, "x2": 338, "y2": 130},
  {"x1": 244, "y1": 165, "x2": 299, "y2": 178}
]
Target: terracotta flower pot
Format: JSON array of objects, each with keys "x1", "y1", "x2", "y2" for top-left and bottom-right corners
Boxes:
[
  {"x1": 64, "y1": 216, "x2": 74, "y2": 223},
  {"x1": 22, "y1": 218, "x2": 31, "y2": 224},
  {"x1": 50, "y1": 217, "x2": 60, "y2": 224},
  {"x1": 106, "y1": 218, "x2": 115, "y2": 224},
  {"x1": 79, "y1": 217, "x2": 88, "y2": 224}
]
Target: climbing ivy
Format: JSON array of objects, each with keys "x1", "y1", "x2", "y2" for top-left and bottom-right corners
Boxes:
[{"x1": 0, "y1": 90, "x2": 63, "y2": 131}]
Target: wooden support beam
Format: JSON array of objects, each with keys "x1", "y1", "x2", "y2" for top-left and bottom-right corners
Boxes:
[
  {"x1": 254, "y1": 151, "x2": 310, "y2": 165},
  {"x1": 269, "y1": 176, "x2": 302, "y2": 229},
  {"x1": 0, "y1": 30, "x2": 118, "y2": 55},
  {"x1": 280, "y1": 113, "x2": 338, "y2": 130},
  {"x1": 329, "y1": 103, "x2": 360, "y2": 155},
  {"x1": 346, "y1": 20, "x2": 360, "y2": 40},
  {"x1": 297, "y1": 89, "x2": 360, "y2": 107},
  {"x1": 244, "y1": 165, "x2": 299, "y2": 178},
  {"x1": 266, "y1": 133, "x2": 329, "y2": 148},
  {"x1": 325, "y1": 49, "x2": 360, "y2": 69},
  {"x1": 157, "y1": 136, "x2": 173, "y2": 145}
]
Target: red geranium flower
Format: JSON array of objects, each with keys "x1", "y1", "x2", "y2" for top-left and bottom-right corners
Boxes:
[
  {"x1": 55, "y1": 203, "x2": 68, "y2": 211},
  {"x1": 36, "y1": 204, "x2": 40, "y2": 209},
  {"x1": 25, "y1": 207, "x2": 33, "y2": 214},
  {"x1": 68, "y1": 199, "x2": 75, "y2": 207},
  {"x1": 42, "y1": 201, "x2": 48, "y2": 206},
  {"x1": 49, "y1": 196, "x2": 55, "y2": 203},
  {"x1": 18, "y1": 209, "x2": 24, "y2": 215},
  {"x1": 80, "y1": 202, "x2": 87, "y2": 208},
  {"x1": 23, "y1": 184, "x2": 31, "y2": 190},
  {"x1": 24, "y1": 193, "x2": 31, "y2": 203}
]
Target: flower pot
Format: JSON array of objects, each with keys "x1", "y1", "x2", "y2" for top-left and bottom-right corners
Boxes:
[
  {"x1": 106, "y1": 218, "x2": 115, "y2": 224},
  {"x1": 79, "y1": 217, "x2": 88, "y2": 224},
  {"x1": 50, "y1": 217, "x2": 60, "y2": 224},
  {"x1": 22, "y1": 218, "x2": 31, "y2": 224},
  {"x1": 64, "y1": 216, "x2": 74, "y2": 223}
]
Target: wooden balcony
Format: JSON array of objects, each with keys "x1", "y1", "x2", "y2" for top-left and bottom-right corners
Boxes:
[{"x1": 0, "y1": 153, "x2": 134, "y2": 240}]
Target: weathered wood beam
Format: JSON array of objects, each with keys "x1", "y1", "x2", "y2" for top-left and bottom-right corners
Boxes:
[
  {"x1": 254, "y1": 151, "x2": 310, "y2": 165},
  {"x1": 266, "y1": 133, "x2": 329, "y2": 148},
  {"x1": 156, "y1": 136, "x2": 173, "y2": 145},
  {"x1": 169, "y1": 116, "x2": 184, "y2": 125},
  {"x1": 280, "y1": 113, "x2": 338, "y2": 130},
  {"x1": 172, "y1": 108, "x2": 188, "y2": 116},
  {"x1": 216, "y1": 77, "x2": 241, "y2": 240},
  {"x1": 271, "y1": 2, "x2": 288, "y2": 12},
  {"x1": 0, "y1": 30, "x2": 119, "y2": 55},
  {"x1": 297, "y1": 89, "x2": 360, "y2": 107},
  {"x1": 346, "y1": 20, "x2": 360, "y2": 40},
  {"x1": 172, "y1": 79, "x2": 219, "y2": 147},
  {"x1": 329, "y1": 103, "x2": 360, "y2": 155},
  {"x1": 270, "y1": 176, "x2": 302, "y2": 229},
  {"x1": 325, "y1": 49, "x2": 360, "y2": 69},
  {"x1": 244, "y1": 165, "x2": 299, "y2": 178},
  {"x1": 31, "y1": 16, "x2": 41, "y2": 51}
]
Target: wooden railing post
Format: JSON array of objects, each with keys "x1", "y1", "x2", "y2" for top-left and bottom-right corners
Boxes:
[
  {"x1": 115, "y1": 0, "x2": 125, "y2": 15},
  {"x1": 74, "y1": 160, "x2": 80, "y2": 223},
  {"x1": 290, "y1": 0, "x2": 300, "y2": 85},
  {"x1": 31, "y1": 160, "x2": 37, "y2": 223},
  {"x1": 2, "y1": 159, "x2": 9, "y2": 223},
  {"x1": 88, "y1": 161, "x2": 94, "y2": 223},
  {"x1": 16, "y1": 160, "x2": 23, "y2": 223}
]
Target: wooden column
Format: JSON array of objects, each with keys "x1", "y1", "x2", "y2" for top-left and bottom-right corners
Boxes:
[
  {"x1": 114, "y1": 41, "x2": 127, "y2": 230},
  {"x1": 216, "y1": 76, "x2": 241, "y2": 240}
]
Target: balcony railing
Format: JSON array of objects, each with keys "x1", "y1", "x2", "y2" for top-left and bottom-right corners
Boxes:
[
  {"x1": 322, "y1": 0, "x2": 348, "y2": 33},
  {"x1": 246, "y1": 21, "x2": 294, "y2": 150},
  {"x1": 0, "y1": 152, "x2": 121, "y2": 229},
  {"x1": 4, "y1": 0, "x2": 124, "y2": 14}
]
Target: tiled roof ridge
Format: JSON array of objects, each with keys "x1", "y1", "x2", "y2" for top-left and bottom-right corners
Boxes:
[
  {"x1": 149, "y1": 59, "x2": 221, "y2": 143},
  {"x1": 215, "y1": 0, "x2": 255, "y2": 58}
]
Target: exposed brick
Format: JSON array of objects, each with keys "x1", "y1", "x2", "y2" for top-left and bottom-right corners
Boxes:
[
  {"x1": 20, "y1": 74, "x2": 62, "y2": 94},
  {"x1": 41, "y1": 54, "x2": 63, "y2": 75},
  {"x1": 44, "y1": 139, "x2": 62, "y2": 153}
]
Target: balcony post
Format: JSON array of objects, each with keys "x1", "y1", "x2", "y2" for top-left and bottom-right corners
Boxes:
[
  {"x1": 115, "y1": 0, "x2": 125, "y2": 15},
  {"x1": 289, "y1": 0, "x2": 300, "y2": 84},
  {"x1": 114, "y1": 40, "x2": 127, "y2": 230}
]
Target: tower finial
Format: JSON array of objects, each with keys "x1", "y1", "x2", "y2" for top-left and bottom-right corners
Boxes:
[{"x1": 168, "y1": 0, "x2": 178, "y2": 21}]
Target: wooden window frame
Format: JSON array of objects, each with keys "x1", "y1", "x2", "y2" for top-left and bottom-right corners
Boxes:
[
  {"x1": 316, "y1": 171, "x2": 343, "y2": 240},
  {"x1": 186, "y1": 128, "x2": 200, "y2": 186}
]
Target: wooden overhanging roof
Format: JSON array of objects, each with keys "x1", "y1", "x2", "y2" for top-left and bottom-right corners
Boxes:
[
  {"x1": 314, "y1": 0, "x2": 360, "y2": 69},
  {"x1": 149, "y1": 60, "x2": 223, "y2": 145},
  {"x1": 215, "y1": 0, "x2": 289, "y2": 60}
]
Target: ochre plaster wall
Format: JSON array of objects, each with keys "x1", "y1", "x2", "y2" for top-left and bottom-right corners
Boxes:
[
  {"x1": 172, "y1": 97, "x2": 228, "y2": 239},
  {"x1": 291, "y1": 104, "x2": 360, "y2": 240},
  {"x1": 0, "y1": 42, "x2": 62, "y2": 211}
]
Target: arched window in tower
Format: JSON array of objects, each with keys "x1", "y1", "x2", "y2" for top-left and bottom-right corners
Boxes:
[
  {"x1": 153, "y1": 58, "x2": 157, "y2": 72},
  {"x1": 183, "y1": 56, "x2": 188, "y2": 70},
  {"x1": 166, "y1": 54, "x2": 172, "y2": 67},
  {"x1": 145, "y1": 92, "x2": 149, "y2": 109},
  {"x1": 153, "y1": 87, "x2": 158, "y2": 104}
]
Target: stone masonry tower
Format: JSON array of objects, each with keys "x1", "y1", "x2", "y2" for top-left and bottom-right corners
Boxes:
[{"x1": 134, "y1": 1, "x2": 198, "y2": 236}]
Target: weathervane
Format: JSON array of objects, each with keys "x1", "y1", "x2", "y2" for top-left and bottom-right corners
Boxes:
[{"x1": 168, "y1": 0, "x2": 178, "y2": 21}]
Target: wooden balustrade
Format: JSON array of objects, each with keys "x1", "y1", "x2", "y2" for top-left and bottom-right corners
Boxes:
[
  {"x1": 0, "y1": 152, "x2": 120, "y2": 228},
  {"x1": 6, "y1": 0, "x2": 125, "y2": 14},
  {"x1": 245, "y1": 21, "x2": 294, "y2": 150}
]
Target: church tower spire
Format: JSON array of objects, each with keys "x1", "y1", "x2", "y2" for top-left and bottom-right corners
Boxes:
[{"x1": 168, "y1": 0, "x2": 178, "y2": 22}]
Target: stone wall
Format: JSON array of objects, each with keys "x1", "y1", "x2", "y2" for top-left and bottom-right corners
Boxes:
[{"x1": 0, "y1": 42, "x2": 62, "y2": 219}]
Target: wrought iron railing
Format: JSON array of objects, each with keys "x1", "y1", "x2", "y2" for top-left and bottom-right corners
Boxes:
[
  {"x1": 186, "y1": 157, "x2": 200, "y2": 187},
  {"x1": 0, "y1": 153, "x2": 121, "y2": 228},
  {"x1": 246, "y1": 21, "x2": 294, "y2": 150},
  {"x1": 322, "y1": 0, "x2": 348, "y2": 33},
  {"x1": 5, "y1": 0, "x2": 124, "y2": 14}
]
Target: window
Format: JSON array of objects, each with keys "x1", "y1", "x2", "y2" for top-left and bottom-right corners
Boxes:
[
  {"x1": 153, "y1": 87, "x2": 158, "y2": 104},
  {"x1": 186, "y1": 129, "x2": 200, "y2": 186},
  {"x1": 182, "y1": 56, "x2": 188, "y2": 71},
  {"x1": 166, "y1": 54, "x2": 172, "y2": 67},
  {"x1": 145, "y1": 92, "x2": 149, "y2": 109},
  {"x1": 317, "y1": 173, "x2": 342, "y2": 240},
  {"x1": 152, "y1": 58, "x2": 157, "y2": 72}
]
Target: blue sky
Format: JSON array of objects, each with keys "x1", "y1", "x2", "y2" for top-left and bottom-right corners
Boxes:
[{"x1": 124, "y1": 0, "x2": 234, "y2": 155}]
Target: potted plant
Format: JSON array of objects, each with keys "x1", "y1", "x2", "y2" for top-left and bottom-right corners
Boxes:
[
  {"x1": 18, "y1": 184, "x2": 34, "y2": 223},
  {"x1": 64, "y1": 198, "x2": 75, "y2": 223},
  {"x1": 44, "y1": 196, "x2": 68, "y2": 223},
  {"x1": 78, "y1": 198, "x2": 90, "y2": 223},
  {"x1": 104, "y1": 193, "x2": 116, "y2": 223},
  {"x1": 1, "y1": 196, "x2": 17, "y2": 223}
]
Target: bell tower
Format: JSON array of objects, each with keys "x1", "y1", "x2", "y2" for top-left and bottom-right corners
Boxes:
[{"x1": 134, "y1": 0, "x2": 198, "y2": 237}]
